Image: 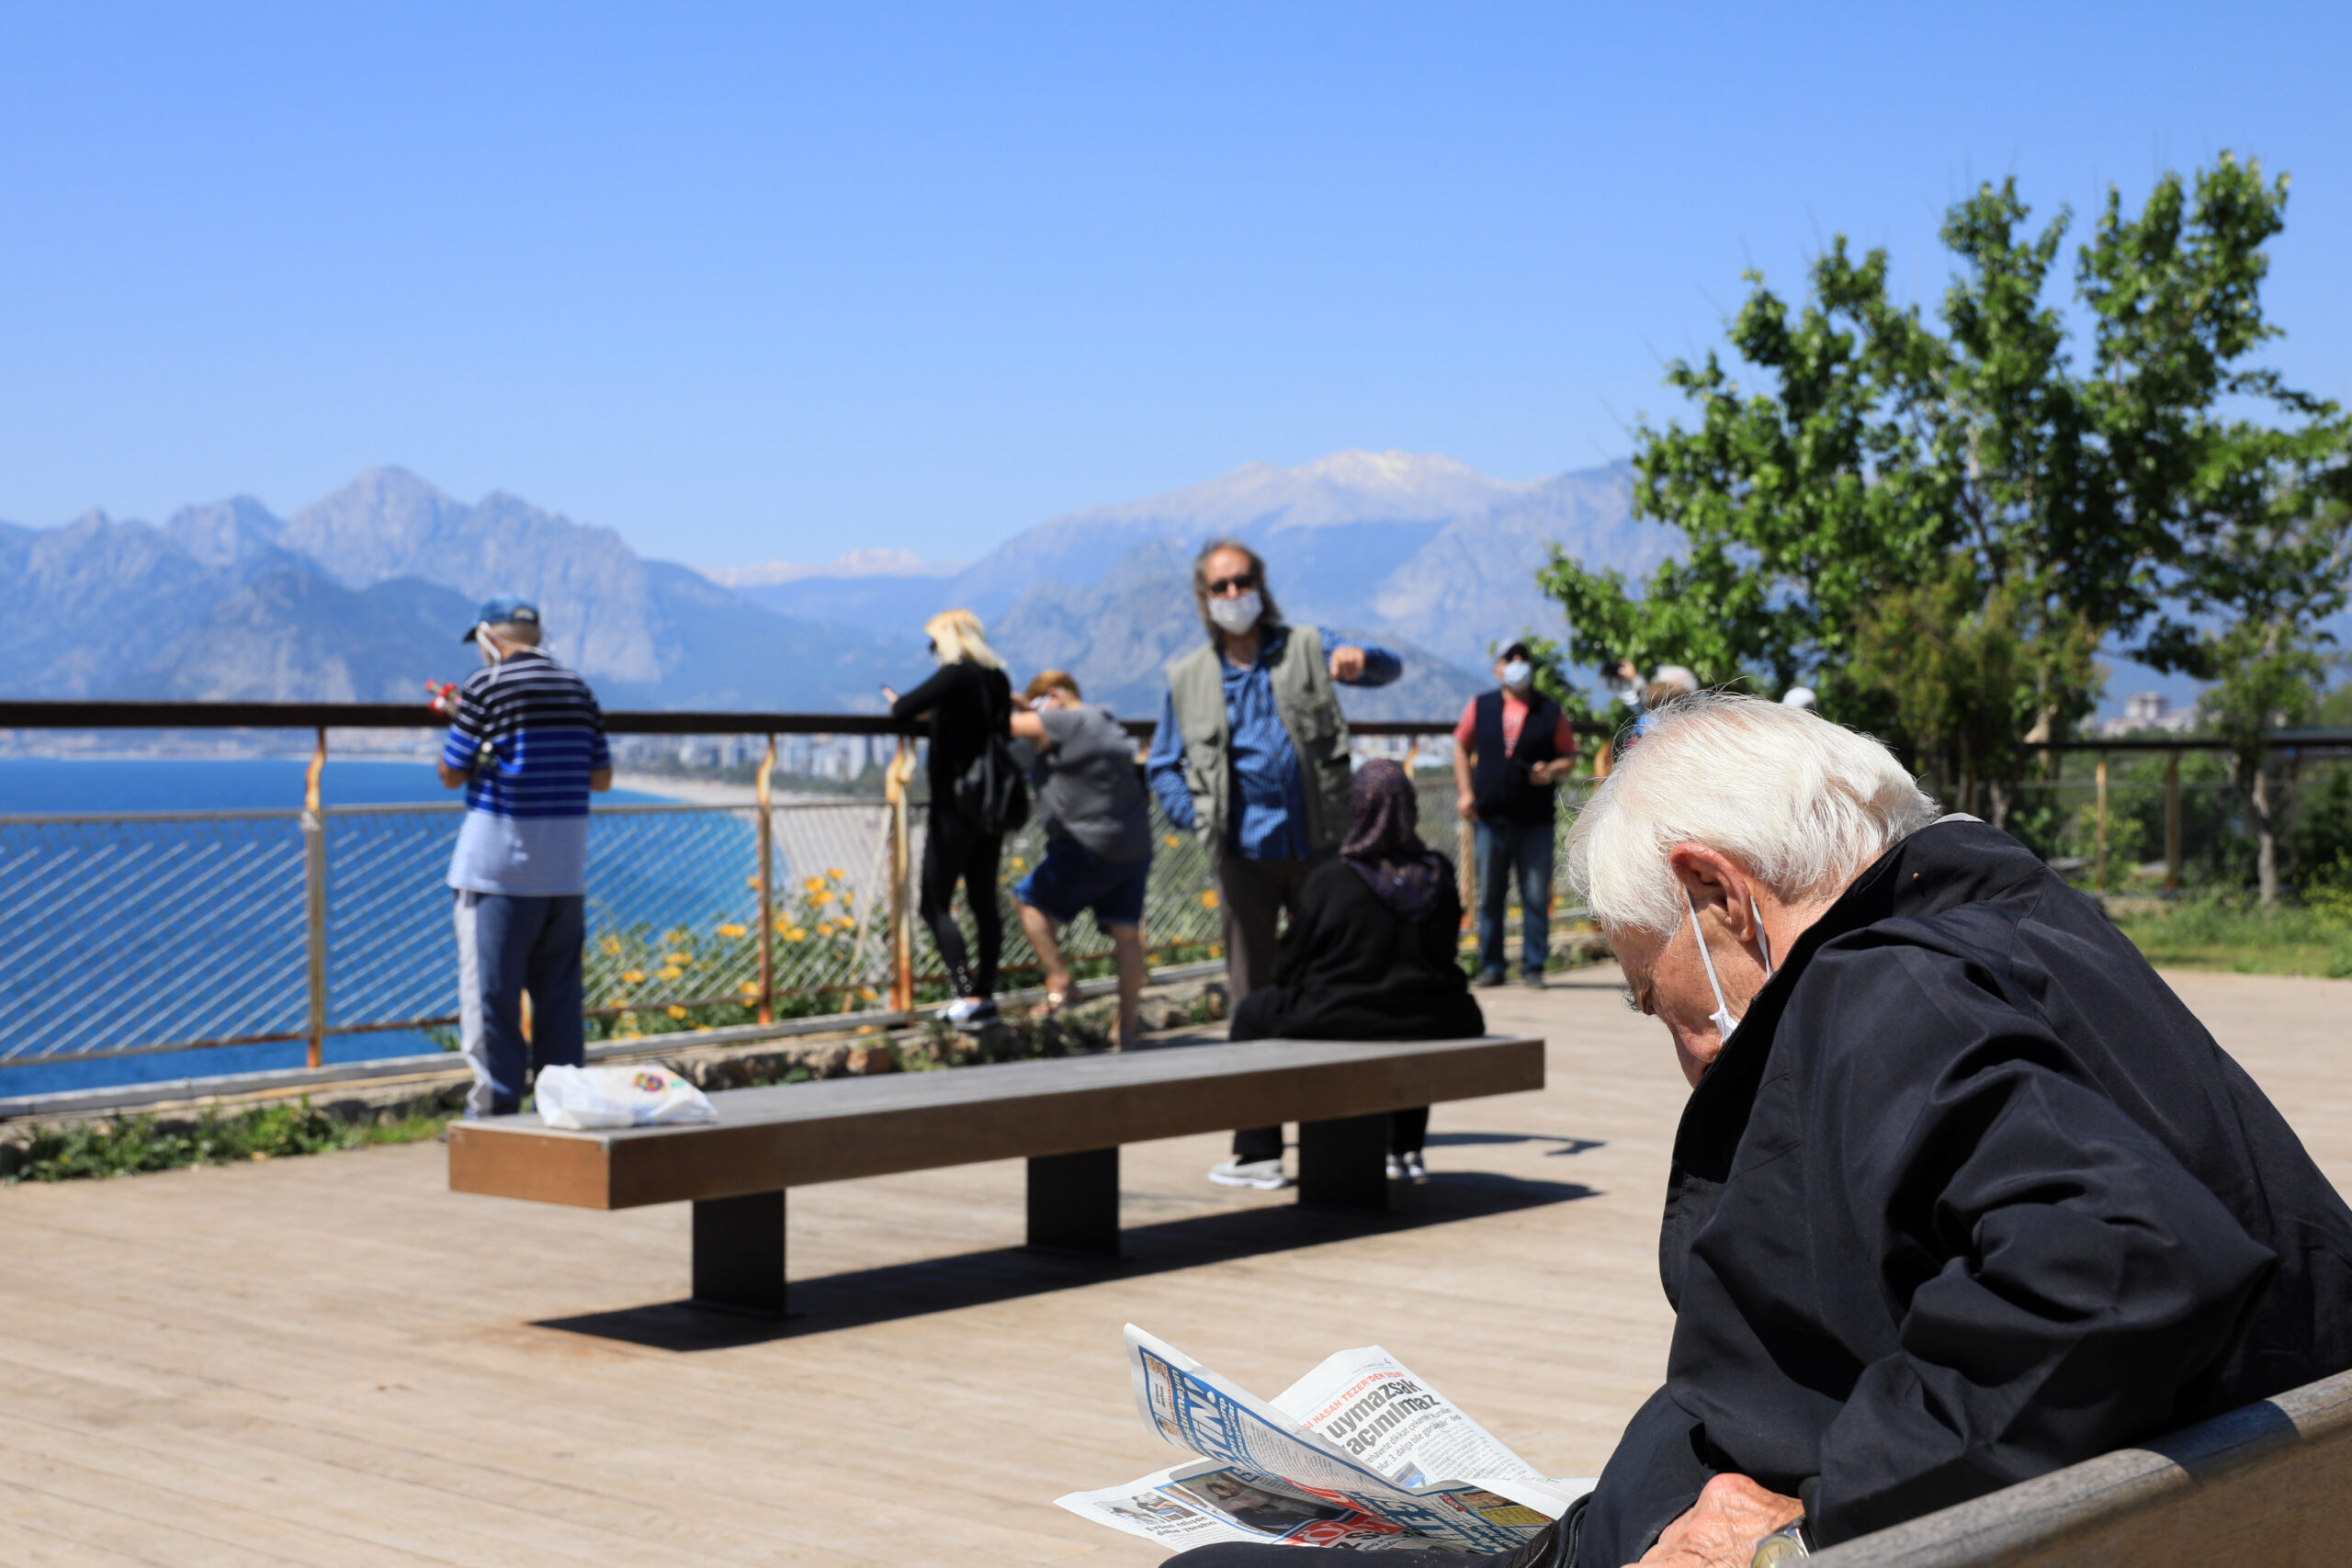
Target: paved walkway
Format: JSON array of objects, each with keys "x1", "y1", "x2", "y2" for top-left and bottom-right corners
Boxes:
[{"x1": 1, "y1": 968, "x2": 2345, "y2": 1566}]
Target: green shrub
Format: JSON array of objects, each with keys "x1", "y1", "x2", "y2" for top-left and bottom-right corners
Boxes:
[{"x1": 1, "y1": 1099, "x2": 445, "y2": 1184}]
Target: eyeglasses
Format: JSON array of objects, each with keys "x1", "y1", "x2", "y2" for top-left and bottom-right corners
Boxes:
[{"x1": 1205, "y1": 573, "x2": 1257, "y2": 595}]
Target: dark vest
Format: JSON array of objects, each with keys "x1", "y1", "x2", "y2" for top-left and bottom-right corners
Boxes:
[{"x1": 1471, "y1": 690, "x2": 1563, "y2": 824}]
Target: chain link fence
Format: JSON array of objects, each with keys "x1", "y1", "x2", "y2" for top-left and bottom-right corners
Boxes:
[{"x1": 0, "y1": 792, "x2": 1252, "y2": 1076}]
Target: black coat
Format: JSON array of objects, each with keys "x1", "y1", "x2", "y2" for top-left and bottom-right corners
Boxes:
[
  {"x1": 890, "y1": 660, "x2": 1012, "y2": 800},
  {"x1": 1231, "y1": 856, "x2": 1486, "y2": 1043},
  {"x1": 1579, "y1": 818, "x2": 2352, "y2": 1564}
]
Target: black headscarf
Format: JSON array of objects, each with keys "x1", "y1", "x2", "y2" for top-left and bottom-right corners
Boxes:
[{"x1": 1340, "y1": 759, "x2": 1447, "y2": 922}]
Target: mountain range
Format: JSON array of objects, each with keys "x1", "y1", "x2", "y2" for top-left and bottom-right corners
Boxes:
[{"x1": 0, "y1": 451, "x2": 1673, "y2": 719}]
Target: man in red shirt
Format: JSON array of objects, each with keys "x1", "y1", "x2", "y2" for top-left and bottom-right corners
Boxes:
[{"x1": 1452, "y1": 642, "x2": 1578, "y2": 987}]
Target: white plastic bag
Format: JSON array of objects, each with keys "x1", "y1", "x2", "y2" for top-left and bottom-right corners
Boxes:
[{"x1": 534, "y1": 1065, "x2": 718, "y2": 1130}]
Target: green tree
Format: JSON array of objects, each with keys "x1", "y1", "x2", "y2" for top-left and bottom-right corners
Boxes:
[{"x1": 1541, "y1": 155, "x2": 2324, "y2": 832}]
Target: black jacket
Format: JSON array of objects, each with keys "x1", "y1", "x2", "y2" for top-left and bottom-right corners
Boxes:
[
  {"x1": 890, "y1": 660, "x2": 1012, "y2": 802},
  {"x1": 1230, "y1": 856, "x2": 1486, "y2": 1043},
  {"x1": 1580, "y1": 818, "x2": 2352, "y2": 1563}
]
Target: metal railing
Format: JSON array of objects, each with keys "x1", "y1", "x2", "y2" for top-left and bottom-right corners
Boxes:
[
  {"x1": 0, "y1": 704, "x2": 1473, "y2": 1077},
  {"x1": 13, "y1": 699, "x2": 2338, "y2": 1080}
]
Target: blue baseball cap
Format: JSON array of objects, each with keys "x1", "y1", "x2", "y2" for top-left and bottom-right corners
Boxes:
[{"x1": 462, "y1": 595, "x2": 541, "y2": 642}]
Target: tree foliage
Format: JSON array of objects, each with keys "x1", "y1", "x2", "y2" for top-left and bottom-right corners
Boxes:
[{"x1": 1539, "y1": 153, "x2": 2344, "y2": 836}]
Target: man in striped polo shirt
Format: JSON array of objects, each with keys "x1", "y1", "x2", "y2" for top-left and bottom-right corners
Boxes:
[{"x1": 436, "y1": 595, "x2": 613, "y2": 1118}]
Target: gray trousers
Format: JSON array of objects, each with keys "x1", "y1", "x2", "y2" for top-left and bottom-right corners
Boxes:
[
  {"x1": 1214, "y1": 850, "x2": 1319, "y2": 1000},
  {"x1": 1216, "y1": 851, "x2": 1319, "y2": 1163}
]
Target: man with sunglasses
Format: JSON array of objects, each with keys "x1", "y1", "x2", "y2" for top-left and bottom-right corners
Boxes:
[{"x1": 1145, "y1": 539, "x2": 1400, "y2": 1190}]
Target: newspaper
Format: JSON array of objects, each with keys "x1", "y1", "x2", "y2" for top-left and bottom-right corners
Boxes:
[{"x1": 1057, "y1": 1325, "x2": 1595, "y2": 1554}]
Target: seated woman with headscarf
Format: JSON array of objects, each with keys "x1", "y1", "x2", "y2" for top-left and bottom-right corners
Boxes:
[{"x1": 1225, "y1": 759, "x2": 1484, "y2": 1182}]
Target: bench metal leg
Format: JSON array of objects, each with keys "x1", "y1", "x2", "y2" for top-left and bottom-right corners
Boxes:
[
  {"x1": 1298, "y1": 1113, "x2": 1389, "y2": 1212},
  {"x1": 692, "y1": 1190, "x2": 788, "y2": 1315},
  {"x1": 1026, "y1": 1146, "x2": 1121, "y2": 1255}
]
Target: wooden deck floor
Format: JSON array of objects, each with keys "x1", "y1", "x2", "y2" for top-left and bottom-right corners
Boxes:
[{"x1": 3, "y1": 969, "x2": 2346, "y2": 1566}]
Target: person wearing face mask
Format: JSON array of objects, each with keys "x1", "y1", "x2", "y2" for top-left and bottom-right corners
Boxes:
[
  {"x1": 1173, "y1": 694, "x2": 2352, "y2": 1568},
  {"x1": 1452, "y1": 641, "x2": 1579, "y2": 988},
  {"x1": 1143, "y1": 538, "x2": 1401, "y2": 1190},
  {"x1": 436, "y1": 596, "x2": 613, "y2": 1119}
]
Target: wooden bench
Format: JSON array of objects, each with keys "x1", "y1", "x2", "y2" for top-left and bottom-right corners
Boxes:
[
  {"x1": 447, "y1": 1034, "x2": 1544, "y2": 1314},
  {"x1": 1815, "y1": 1369, "x2": 2352, "y2": 1568}
]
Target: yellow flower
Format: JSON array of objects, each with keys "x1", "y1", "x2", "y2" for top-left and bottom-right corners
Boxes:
[
  {"x1": 803, "y1": 876, "x2": 826, "y2": 895},
  {"x1": 666, "y1": 1005, "x2": 687, "y2": 1020},
  {"x1": 785, "y1": 927, "x2": 807, "y2": 942},
  {"x1": 827, "y1": 867, "x2": 846, "y2": 880},
  {"x1": 599, "y1": 937, "x2": 623, "y2": 956},
  {"x1": 1164, "y1": 834, "x2": 1181, "y2": 849},
  {"x1": 859, "y1": 986, "x2": 879, "y2": 1001},
  {"x1": 739, "y1": 981, "x2": 761, "y2": 997},
  {"x1": 1200, "y1": 889, "x2": 1219, "y2": 909},
  {"x1": 1008, "y1": 855, "x2": 1026, "y2": 871},
  {"x1": 605, "y1": 996, "x2": 629, "y2": 1008},
  {"x1": 716, "y1": 923, "x2": 746, "y2": 939},
  {"x1": 621, "y1": 970, "x2": 645, "y2": 984},
  {"x1": 664, "y1": 952, "x2": 691, "y2": 965},
  {"x1": 1208, "y1": 943, "x2": 1223, "y2": 958},
  {"x1": 658, "y1": 965, "x2": 683, "y2": 980},
  {"x1": 811, "y1": 889, "x2": 836, "y2": 906}
]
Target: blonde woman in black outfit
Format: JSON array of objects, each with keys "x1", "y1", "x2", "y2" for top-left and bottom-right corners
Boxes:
[{"x1": 885, "y1": 609, "x2": 1015, "y2": 1032}]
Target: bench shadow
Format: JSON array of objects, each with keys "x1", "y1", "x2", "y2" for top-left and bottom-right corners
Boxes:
[{"x1": 534, "y1": 1170, "x2": 1600, "y2": 1351}]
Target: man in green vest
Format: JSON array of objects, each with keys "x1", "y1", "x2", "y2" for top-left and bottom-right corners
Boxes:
[{"x1": 1145, "y1": 539, "x2": 1401, "y2": 1189}]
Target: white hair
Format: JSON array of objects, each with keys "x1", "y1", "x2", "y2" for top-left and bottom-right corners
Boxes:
[
  {"x1": 1568, "y1": 693, "x2": 1939, "y2": 935},
  {"x1": 483, "y1": 619, "x2": 542, "y2": 648}
]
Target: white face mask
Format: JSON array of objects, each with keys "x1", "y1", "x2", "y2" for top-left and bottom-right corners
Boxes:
[
  {"x1": 1500, "y1": 660, "x2": 1533, "y2": 690},
  {"x1": 1208, "y1": 591, "x2": 1262, "y2": 635},
  {"x1": 1684, "y1": 888, "x2": 1775, "y2": 1044}
]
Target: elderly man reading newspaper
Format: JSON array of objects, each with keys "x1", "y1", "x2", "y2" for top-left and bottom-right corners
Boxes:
[{"x1": 1078, "y1": 696, "x2": 2352, "y2": 1568}]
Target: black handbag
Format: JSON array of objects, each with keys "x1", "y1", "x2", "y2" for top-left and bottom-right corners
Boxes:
[{"x1": 952, "y1": 733, "x2": 1030, "y2": 835}]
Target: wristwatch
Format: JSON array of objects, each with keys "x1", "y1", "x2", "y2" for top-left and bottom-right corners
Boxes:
[{"x1": 1750, "y1": 1520, "x2": 1808, "y2": 1567}]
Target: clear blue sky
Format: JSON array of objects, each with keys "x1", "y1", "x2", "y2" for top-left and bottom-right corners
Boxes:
[{"x1": 1, "y1": 2, "x2": 2343, "y2": 569}]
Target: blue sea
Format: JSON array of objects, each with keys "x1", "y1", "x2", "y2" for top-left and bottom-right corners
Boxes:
[{"x1": 0, "y1": 759, "x2": 676, "y2": 1100}]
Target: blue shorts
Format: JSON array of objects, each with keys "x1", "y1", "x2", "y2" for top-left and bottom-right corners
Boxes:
[{"x1": 1014, "y1": 835, "x2": 1149, "y2": 931}]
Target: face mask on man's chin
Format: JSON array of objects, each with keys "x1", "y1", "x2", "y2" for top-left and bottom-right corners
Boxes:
[
  {"x1": 1207, "y1": 591, "x2": 1262, "y2": 636},
  {"x1": 1684, "y1": 886, "x2": 1775, "y2": 1044}
]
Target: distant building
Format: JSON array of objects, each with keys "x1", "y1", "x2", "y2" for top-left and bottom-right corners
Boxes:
[{"x1": 2099, "y1": 692, "x2": 2199, "y2": 738}]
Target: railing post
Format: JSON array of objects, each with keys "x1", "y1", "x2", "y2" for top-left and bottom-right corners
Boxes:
[
  {"x1": 755, "y1": 734, "x2": 775, "y2": 1023},
  {"x1": 887, "y1": 736, "x2": 915, "y2": 1012},
  {"x1": 301, "y1": 725, "x2": 328, "y2": 1069},
  {"x1": 2094, "y1": 751, "x2": 2109, "y2": 893},
  {"x1": 2165, "y1": 750, "x2": 2182, "y2": 892}
]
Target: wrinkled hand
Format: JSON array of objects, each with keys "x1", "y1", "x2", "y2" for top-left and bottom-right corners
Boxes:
[
  {"x1": 1329, "y1": 645, "x2": 1367, "y2": 682},
  {"x1": 1629, "y1": 1474, "x2": 1801, "y2": 1568}
]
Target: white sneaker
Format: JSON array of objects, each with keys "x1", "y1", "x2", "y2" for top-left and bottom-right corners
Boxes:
[
  {"x1": 1385, "y1": 1155, "x2": 1404, "y2": 1180},
  {"x1": 1399, "y1": 1151, "x2": 1429, "y2": 1181},
  {"x1": 939, "y1": 997, "x2": 1000, "y2": 1033},
  {"x1": 1208, "y1": 1157, "x2": 1290, "y2": 1190}
]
